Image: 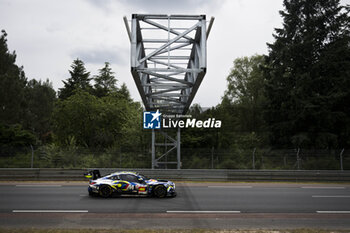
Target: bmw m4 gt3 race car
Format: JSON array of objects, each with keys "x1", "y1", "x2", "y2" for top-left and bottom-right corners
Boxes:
[{"x1": 84, "y1": 170, "x2": 176, "y2": 198}]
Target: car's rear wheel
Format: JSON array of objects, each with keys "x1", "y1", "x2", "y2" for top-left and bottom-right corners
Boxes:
[
  {"x1": 99, "y1": 185, "x2": 112, "y2": 198},
  {"x1": 153, "y1": 185, "x2": 167, "y2": 198}
]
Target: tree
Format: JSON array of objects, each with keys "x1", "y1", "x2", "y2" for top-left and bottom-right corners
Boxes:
[
  {"x1": 24, "y1": 79, "x2": 56, "y2": 142},
  {"x1": 53, "y1": 90, "x2": 102, "y2": 147},
  {"x1": 0, "y1": 30, "x2": 27, "y2": 125},
  {"x1": 264, "y1": 0, "x2": 350, "y2": 148},
  {"x1": 0, "y1": 123, "x2": 36, "y2": 157},
  {"x1": 59, "y1": 59, "x2": 91, "y2": 99},
  {"x1": 93, "y1": 62, "x2": 117, "y2": 97},
  {"x1": 53, "y1": 89, "x2": 143, "y2": 148},
  {"x1": 224, "y1": 55, "x2": 266, "y2": 134},
  {"x1": 116, "y1": 83, "x2": 132, "y2": 101}
]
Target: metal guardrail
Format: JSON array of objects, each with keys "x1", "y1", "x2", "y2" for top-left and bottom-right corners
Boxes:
[{"x1": 0, "y1": 168, "x2": 350, "y2": 182}]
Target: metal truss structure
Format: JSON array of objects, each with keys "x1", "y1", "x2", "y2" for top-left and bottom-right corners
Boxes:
[
  {"x1": 151, "y1": 129, "x2": 181, "y2": 169},
  {"x1": 124, "y1": 14, "x2": 213, "y2": 114},
  {"x1": 124, "y1": 14, "x2": 214, "y2": 169}
]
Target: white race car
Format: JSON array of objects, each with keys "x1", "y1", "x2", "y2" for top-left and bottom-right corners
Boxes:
[{"x1": 85, "y1": 170, "x2": 176, "y2": 198}]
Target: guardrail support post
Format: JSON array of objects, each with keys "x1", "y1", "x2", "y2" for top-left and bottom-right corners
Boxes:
[
  {"x1": 296, "y1": 148, "x2": 300, "y2": 170},
  {"x1": 340, "y1": 148, "x2": 344, "y2": 171},
  {"x1": 252, "y1": 148, "x2": 256, "y2": 170},
  {"x1": 211, "y1": 147, "x2": 214, "y2": 169},
  {"x1": 30, "y1": 144, "x2": 34, "y2": 169}
]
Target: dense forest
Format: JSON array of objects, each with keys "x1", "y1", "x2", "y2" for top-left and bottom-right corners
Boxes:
[{"x1": 1, "y1": 0, "x2": 349, "y2": 169}]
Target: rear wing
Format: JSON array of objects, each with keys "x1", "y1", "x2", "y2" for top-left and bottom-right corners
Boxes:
[{"x1": 84, "y1": 170, "x2": 101, "y2": 180}]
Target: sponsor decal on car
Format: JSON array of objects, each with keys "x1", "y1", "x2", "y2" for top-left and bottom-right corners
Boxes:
[{"x1": 138, "y1": 186, "x2": 147, "y2": 194}]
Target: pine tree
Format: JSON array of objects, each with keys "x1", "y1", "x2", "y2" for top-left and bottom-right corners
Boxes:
[
  {"x1": 0, "y1": 30, "x2": 27, "y2": 125},
  {"x1": 59, "y1": 58, "x2": 91, "y2": 99},
  {"x1": 93, "y1": 62, "x2": 117, "y2": 97},
  {"x1": 116, "y1": 83, "x2": 132, "y2": 102},
  {"x1": 264, "y1": 0, "x2": 350, "y2": 148}
]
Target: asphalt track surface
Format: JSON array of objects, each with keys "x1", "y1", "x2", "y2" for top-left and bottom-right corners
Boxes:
[{"x1": 1, "y1": 182, "x2": 350, "y2": 229}]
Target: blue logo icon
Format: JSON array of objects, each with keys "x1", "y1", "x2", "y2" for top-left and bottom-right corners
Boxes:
[{"x1": 143, "y1": 110, "x2": 162, "y2": 129}]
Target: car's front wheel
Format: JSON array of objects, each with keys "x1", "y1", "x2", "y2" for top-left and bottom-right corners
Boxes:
[
  {"x1": 88, "y1": 190, "x2": 98, "y2": 197},
  {"x1": 99, "y1": 185, "x2": 112, "y2": 198},
  {"x1": 153, "y1": 185, "x2": 167, "y2": 198}
]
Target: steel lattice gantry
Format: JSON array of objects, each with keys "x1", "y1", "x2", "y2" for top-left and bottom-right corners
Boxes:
[
  {"x1": 124, "y1": 14, "x2": 214, "y2": 169},
  {"x1": 125, "y1": 14, "x2": 213, "y2": 114}
]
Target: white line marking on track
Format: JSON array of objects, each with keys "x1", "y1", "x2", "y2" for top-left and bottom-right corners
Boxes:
[
  {"x1": 301, "y1": 186, "x2": 345, "y2": 189},
  {"x1": 15, "y1": 185, "x2": 62, "y2": 187},
  {"x1": 12, "y1": 210, "x2": 88, "y2": 213},
  {"x1": 207, "y1": 186, "x2": 252, "y2": 189},
  {"x1": 80, "y1": 194, "x2": 88, "y2": 197},
  {"x1": 312, "y1": 195, "x2": 350, "y2": 198},
  {"x1": 167, "y1": 211, "x2": 241, "y2": 213},
  {"x1": 316, "y1": 211, "x2": 350, "y2": 214}
]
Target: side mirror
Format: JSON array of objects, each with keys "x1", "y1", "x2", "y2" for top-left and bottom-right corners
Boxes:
[{"x1": 138, "y1": 178, "x2": 146, "y2": 184}]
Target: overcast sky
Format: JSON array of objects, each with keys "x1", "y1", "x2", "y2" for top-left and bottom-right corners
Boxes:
[{"x1": 1, "y1": 0, "x2": 349, "y2": 107}]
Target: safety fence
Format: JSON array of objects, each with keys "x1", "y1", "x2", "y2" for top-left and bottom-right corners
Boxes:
[
  {"x1": 0, "y1": 147, "x2": 349, "y2": 170},
  {"x1": 180, "y1": 148, "x2": 350, "y2": 170},
  {"x1": 0, "y1": 168, "x2": 350, "y2": 182}
]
